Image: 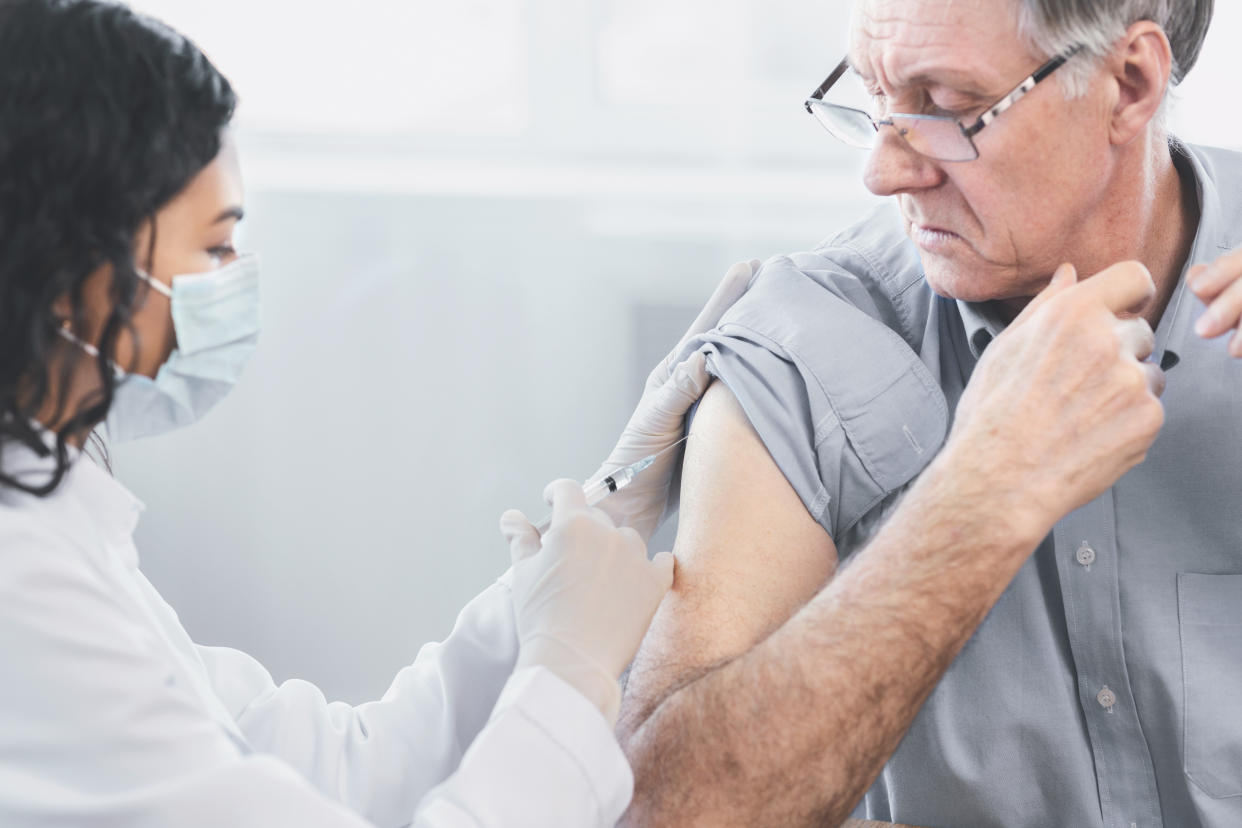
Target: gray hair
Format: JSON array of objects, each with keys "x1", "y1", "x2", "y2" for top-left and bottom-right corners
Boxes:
[{"x1": 1015, "y1": 0, "x2": 1215, "y2": 98}]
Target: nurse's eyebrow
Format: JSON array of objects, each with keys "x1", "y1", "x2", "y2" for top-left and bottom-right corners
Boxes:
[{"x1": 214, "y1": 206, "x2": 244, "y2": 224}]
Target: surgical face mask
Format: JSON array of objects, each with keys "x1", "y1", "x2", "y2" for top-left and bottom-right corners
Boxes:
[{"x1": 59, "y1": 254, "x2": 262, "y2": 442}]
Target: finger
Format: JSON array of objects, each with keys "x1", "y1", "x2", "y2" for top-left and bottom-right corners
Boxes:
[
  {"x1": 543, "y1": 477, "x2": 588, "y2": 516},
  {"x1": 1075, "y1": 260, "x2": 1157, "y2": 316},
  {"x1": 1115, "y1": 317, "x2": 1156, "y2": 362},
  {"x1": 678, "y1": 260, "x2": 757, "y2": 342},
  {"x1": 500, "y1": 509, "x2": 542, "y2": 562},
  {"x1": 616, "y1": 525, "x2": 644, "y2": 548},
  {"x1": 1141, "y1": 362, "x2": 1167, "y2": 398},
  {"x1": 1186, "y1": 263, "x2": 1211, "y2": 297},
  {"x1": 644, "y1": 350, "x2": 711, "y2": 421},
  {"x1": 649, "y1": 550, "x2": 676, "y2": 591},
  {"x1": 648, "y1": 260, "x2": 758, "y2": 391},
  {"x1": 1188, "y1": 248, "x2": 1242, "y2": 299},
  {"x1": 1195, "y1": 276, "x2": 1242, "y2": 339},
  {"x1": 1012, "y1": 263, "x2": 1078, "y2": 327},
  {"x1": 1229, "y1": 328, "x2": 1242, "y2": 359}
]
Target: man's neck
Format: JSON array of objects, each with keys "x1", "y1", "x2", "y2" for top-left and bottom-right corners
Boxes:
[
  {"x1": 1137, "y1": 143, "x2": 1200, "y2": 329},
  {"x1": 993, "y1": 136, "x2": 1200, "y2": 330},
  {"x1": 1092, "y1": 135, "x2": 1199, "y2": 329}
]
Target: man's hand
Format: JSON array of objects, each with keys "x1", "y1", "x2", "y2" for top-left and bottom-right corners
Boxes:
[
  {"x1": 945, "y1": 261, "x2": 1166, "y2": 544},
  {"x1": 618, "y1": 260, "x2": 1171, "y2": 827},
  {"x1": 1188, "y1": 249, "x2": 1242, "y2": 356}
]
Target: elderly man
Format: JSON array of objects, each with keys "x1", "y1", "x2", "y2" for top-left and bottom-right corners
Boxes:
[{"x1": 617, "y1": 1, "x2": 1240, "y2": 826}]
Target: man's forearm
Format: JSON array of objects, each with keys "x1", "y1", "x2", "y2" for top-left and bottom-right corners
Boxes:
[{"x1": 620, "y1": 454, "x2": 1042, "y2": 826}]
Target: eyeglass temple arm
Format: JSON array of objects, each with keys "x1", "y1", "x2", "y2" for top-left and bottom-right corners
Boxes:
[
  {"x1": 804, "y1": 58, "x2": 851, "y2": 112},
  {"x1": 962, "y1": 47, "x2": 1078, "y2": 138}
]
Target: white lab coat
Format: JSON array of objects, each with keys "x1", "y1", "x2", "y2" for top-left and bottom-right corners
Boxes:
[{"x1": 0, "y1": 439, "x2": 633, "y2": 827}]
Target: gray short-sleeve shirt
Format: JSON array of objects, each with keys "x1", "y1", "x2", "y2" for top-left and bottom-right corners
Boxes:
[{"x1": 680, "y1": 141, "x2": 1242, "y2": 828}]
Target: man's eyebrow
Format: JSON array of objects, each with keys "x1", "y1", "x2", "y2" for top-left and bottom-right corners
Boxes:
[
  {"x1": 845, "y1": 57, "x2": 995, "y2": 100},
  {"x1": 214, "y1": 206, "x2": 244, "y2": 224},
  {"x1": 912, "y1": 73, "x2": 995, "y2": 100}
]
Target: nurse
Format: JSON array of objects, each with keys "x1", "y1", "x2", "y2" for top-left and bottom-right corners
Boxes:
[{"x1": 0, "y1": 1, "x2": 751, "y2": 825}]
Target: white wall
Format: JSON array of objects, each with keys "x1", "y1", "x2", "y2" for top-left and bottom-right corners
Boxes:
[{"x1": 117, "y1": 0, "x2": 1241, "y2": 703}]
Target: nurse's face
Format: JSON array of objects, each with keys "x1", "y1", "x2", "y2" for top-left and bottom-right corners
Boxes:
[
  {"x1": 853, "y1": 0, "x2": 1115, "y2": 303},
  {"x1": 75, "y1": 134, "x2": 245, "y2": 380}
]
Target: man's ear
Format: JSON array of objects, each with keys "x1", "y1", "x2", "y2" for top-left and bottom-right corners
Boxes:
[{"x1": 1108, "y1": 20, "x2": 1173, "y2": 146}]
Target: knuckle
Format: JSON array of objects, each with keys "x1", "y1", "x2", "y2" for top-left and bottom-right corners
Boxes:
[
  {"x1": 1149, "y1": 399, "x2": 1166, "y2": 428},
  {"x1": 1121, "y1": 259, "x2": 1154, "y2": 285},
  {"x1": 1083, "y1": 319, "x2": 1118, "y2": 360},
  {"x1": 1054, "y1": 292, "x2": 1085, "y2": 320},
  {"x1": 1139, "y1": 400, "x2": 1165, "y2": 436},
  {"x1": 1149, "y1": 367, "x2": 1168, "y2": 397},
  {"x1": 563, "y1": 513, "x2": 596, "y2": 535},
  {"x1": 586, "y1": 506, "x2": 617, "y2": 528},
  {"x1": 1103, "y1": 321, "x2": 1125, "y2": 352},
  {"x1": 1141, "y1": 323, "x2": 1157, "y2": 350},
  {"x1": 616, "y1": 525, "x2": 644, "y2": 548},
  {"x1": 1122, "y1": 363, "x2": 1147, "y2": 395}
]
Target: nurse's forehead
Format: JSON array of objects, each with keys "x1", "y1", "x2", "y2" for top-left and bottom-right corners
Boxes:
[{"x1": 848, "y1": 0, "x2": 1035, "y2": 91}]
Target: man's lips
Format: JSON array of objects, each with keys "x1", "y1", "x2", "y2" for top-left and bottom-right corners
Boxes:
[
  {"x1": 908, "y1": 221, "x2": 966, "y2": 252},
  {"x1": 907, "y1": 219, "x2": 960, "y2": 238}
]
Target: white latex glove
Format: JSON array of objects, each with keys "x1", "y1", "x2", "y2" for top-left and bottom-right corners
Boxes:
[
  {"x1": 500, "y1": 479, "x2": 675, "y2": 725},
  {"x1": 592, "y1": 258, "x2": 761, "y2": 541}
]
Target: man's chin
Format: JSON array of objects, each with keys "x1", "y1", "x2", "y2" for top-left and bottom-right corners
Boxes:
[{"x1": 919, "y1": 256, "x2": 1005, "y2": 304}]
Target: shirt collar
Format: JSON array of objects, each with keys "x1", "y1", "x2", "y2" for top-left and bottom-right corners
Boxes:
[
  {"x1": 1152, "y1": 140, "x2": 1235, "y2": 372},
  {"x1": 956, "y1": 299, "x2": 1008, "y2": 359},
  {"x1": 4, "y1": 426, "x2": 145, "y2": 559},
  {"x1": 954, "y1": 139, "x2": 1230, "y2": 370}
]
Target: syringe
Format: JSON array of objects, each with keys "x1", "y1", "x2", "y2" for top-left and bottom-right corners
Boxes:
[{"x1": 534, "y1": 435, "x2": 690, "y2": 535}]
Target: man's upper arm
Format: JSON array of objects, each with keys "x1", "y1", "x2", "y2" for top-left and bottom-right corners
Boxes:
[{"x1": 620, "y1": 380, "x2": 837, "y2": 736}]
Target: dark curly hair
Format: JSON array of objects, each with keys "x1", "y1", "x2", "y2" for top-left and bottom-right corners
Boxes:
[{"x1": 0, "y1": 0, "x2": 236, "y2": 495}]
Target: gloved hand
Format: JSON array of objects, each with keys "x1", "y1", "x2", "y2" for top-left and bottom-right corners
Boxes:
[
  {"x1": 500, "y1": 479, "x2": 675, "y2": 725},
  {"x1": 591, "y1": 258, "x2": 761, "y2": 542}
]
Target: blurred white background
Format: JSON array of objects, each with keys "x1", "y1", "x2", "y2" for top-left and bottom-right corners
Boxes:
[{"x1": 116, "y1": 0, "x2": 1242, "y2": 703}]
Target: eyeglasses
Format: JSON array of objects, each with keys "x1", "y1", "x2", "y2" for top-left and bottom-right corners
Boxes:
[{"x1": 804, "y1": 48, "x2": 1080, "y2": 162}]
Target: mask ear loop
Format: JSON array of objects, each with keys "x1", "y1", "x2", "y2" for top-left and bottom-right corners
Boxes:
[
  {"x1": 55, "y1": 319, "x2": 125, "y2": 379},
  {"x1": 136, "y1": 269, "x2": 172, "y2": 300}
]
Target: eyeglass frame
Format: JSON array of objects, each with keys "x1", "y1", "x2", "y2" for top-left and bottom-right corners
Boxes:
[{"x1": 803, "y1": 46, "x2": 1081, "y2": 162}]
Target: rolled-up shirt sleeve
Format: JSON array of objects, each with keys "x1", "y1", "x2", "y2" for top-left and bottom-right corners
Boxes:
[{"x1": 682, "y1": 253, "x2": 949, "y2": 543}]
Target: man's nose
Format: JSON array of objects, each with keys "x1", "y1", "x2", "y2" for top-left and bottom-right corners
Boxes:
[{"x1": 862, "y1": 126, "x2": 946, "y2": 196}]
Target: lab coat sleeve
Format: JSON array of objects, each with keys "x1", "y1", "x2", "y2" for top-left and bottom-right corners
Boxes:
[
  {"x1": 0, "y1": 519, "x2": 375, "y2": 827},
  {"x1": 412, "y1": 667, "x2": 634, "y2": 828},
  {"x1": 197, "y1": 577, "x2": 522, "y2": 827}
]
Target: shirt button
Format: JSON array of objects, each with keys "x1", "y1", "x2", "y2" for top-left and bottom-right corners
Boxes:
[
  {"x1": 1097, "y1": 686, "x2": 1116, "y2": 709},
  {"x1": 1076, "y1": 542, "x2": 1096, "y2": 567}
]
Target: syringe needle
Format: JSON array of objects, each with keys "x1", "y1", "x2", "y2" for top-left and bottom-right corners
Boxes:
[{"x1": 532, "y1": 435, "x2": 691, "y2": 535}]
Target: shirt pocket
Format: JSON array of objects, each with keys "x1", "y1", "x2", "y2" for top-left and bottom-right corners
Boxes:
[{"x1": 1178, "y1": 572, "x2": 1242, "y2": 799}]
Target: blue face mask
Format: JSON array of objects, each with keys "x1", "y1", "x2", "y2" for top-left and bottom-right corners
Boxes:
[{"x1": 60, "y1": 254, "x2": 262, "y2": 442}]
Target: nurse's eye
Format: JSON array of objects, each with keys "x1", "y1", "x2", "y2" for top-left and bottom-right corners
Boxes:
[{"x1": 207, "y1": 244, "x2": 236, "y2": 262}]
